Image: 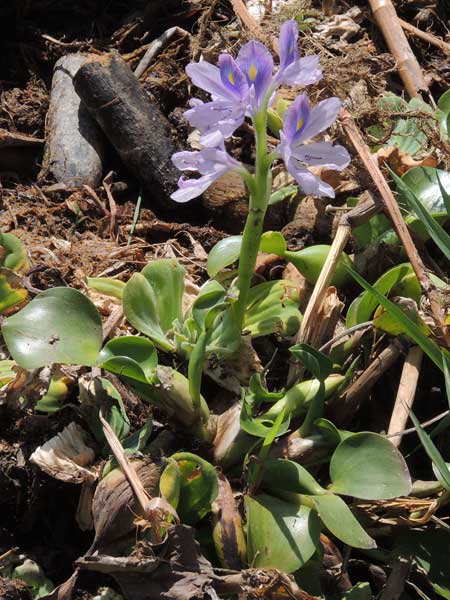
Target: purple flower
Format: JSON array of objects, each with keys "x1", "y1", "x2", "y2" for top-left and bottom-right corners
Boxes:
[
  {"x1": 170, "y1": 132, "x2": 242, "y2": 202},
  {"x1": 184, "y1": 20, "x2": 321, "y2": 139},
  {"x1": 277, "y1": 94, "x2": 351, "y2": 198},
  {"x1": 275, "y1": 21, "x2": 322, "y2": 86}
]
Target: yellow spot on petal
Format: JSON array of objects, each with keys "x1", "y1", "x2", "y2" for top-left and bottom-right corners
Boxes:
[
  {"x1": 296, "y1": 117, "x2": 304, "y2": 131},
  {"x1": 248, "y1": 63, "x2": 258, "y2": 81},
  {"x1": 228, "y1": 70, "x2": 235, "y2": 85}
]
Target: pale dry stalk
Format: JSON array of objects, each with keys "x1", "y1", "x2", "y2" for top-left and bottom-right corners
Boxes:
[
  {"x1": 368, "y1": 0, "x2": 428, "y2": 97},
  {"x1": 387, "y1": 346, "x2": 424, "y2": 447}
]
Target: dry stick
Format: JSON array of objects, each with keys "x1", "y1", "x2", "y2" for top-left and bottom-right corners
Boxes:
[
  {"x1": 331, "y1": 338, "x2": 406, "y2": 427},
  {"x1": 340, "y1": 108, "x2": 447, "y2": 338},
  {"x1": 228, "y1": 0, "x2": 280, "y2": 52},
  {"x1": 368, "y1": 0, "x2": 428, "y2": 98},
  {"x1": 387, "y1": 345, "x2": 424, "y2": 447},
  {"x1": 287, "y1": 197, "x2": 380, "y2": 386},
  {"x1": 134, "y1": 27, "x2": 189, "y2": 78},
  {"x1": 399, "y1": 18, "x2": 450, "y2": 55}
]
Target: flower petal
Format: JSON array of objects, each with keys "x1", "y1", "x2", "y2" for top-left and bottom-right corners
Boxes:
[
  {"x1": 186, "y1": 61, "x2": 235, "y2": 101},
  {"x1": 281, "y1": 93, "x2": 311, "y2": 144},
  {"x1": 236, "y1": 40, "x2": 274, "y2": 104},
  {"x1": 171, "y1": 171, "x2": 224, "y2": 202},
  {"x1": 279, "y1": 20, "x2": 298, "y2": 69},
  {"x1": 297, "y1": 97, "x2": 341, "y2": 141},
  {"x1": 286, "y1": 159, "x2": 335, "y2": 198},
  {"x1": 219, "y1": 54, "x2": 248, "y2": 99},
  {"x1": 184, "y1": 98, "x2": 246, "y2": 138},
  {"x1": 292, "y1": 141, "x2": 351, "y2": 170},
  {"x1": 281, "y1": 55, "x2": 322, "y2": 86}
]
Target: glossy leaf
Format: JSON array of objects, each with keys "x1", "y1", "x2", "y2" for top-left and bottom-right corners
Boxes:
[
  {"x1": 245, "y1": 494, "x2": 320, "y2": 572},
  {"x1": 2, "y1": 287, "x2": 102, "y2": 369},
  {"x1": 0, "y1": 231, "x2": 29, "y2": 273},
  {"x1": 207, "y1": 236, "x2": 243, "y2": 277},
  {"x1": 0, "y1": 267, "x2": 28, "y2": 315},
  {"x1": 140, "y1": 260, "x2": 184, "y2": 332},
  {"x1": 347, "y1": 265, "x2": 445, "y2": 370},
  {"x1": 268, "y1": 185, "x2": 297, "y2": 206},
  {"x1": 261, "y1": 458, "x2": 326, "y2": 496},
  {"x1": 122, "y1": 273, "x2": 172, "y2": 351},
  {"x1": 311, "y1": 494, "x2": 376, "y2": 549},
  {"x1": 329, "y1": 432, "x2": 412, "y2": 499},
  {"x1": 394, "y1": 529, "x2": 450, "y2": 599},
  {"x1": 402, "y1": 166, "x2": 450, "y2": 214},
  {"x1": 284, "y1": 245, "x2": 353, "y2": 287},
  {"x1": 160, "y1": 457, "x2": 181, "y2": 509},
  {"x1": 393, "y1": 169, "x2": 450, "y2": 260},
  {"x1": 170, "y1": 452, "x2": 218, "y2": 524},
  {"x1": 86, "y1": 276, "x2": 125, "y2": 299},
  {"x1": 97, "y1": 336, "x2": 158, "y2": 384},
  {"x1": 289, "y1": 343, "x2": 333, "y2": 380}
]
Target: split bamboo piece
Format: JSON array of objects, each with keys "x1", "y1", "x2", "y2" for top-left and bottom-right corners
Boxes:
[
  {"x1": 368, "y1": 0, "x2": 428, "y2": 98},
  {"x1": 387, "y1": 346, "x2": 424, "y2": 447}
]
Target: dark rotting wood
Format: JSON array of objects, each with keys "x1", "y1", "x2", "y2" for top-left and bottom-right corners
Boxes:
[
  {"x1": 42, "y1": 53, "x2": 106, "y2": 188},
  {"x1": 73, "y1": 52, "x2": 181, "y2": 206}
]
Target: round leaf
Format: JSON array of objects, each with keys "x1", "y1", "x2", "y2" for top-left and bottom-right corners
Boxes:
[
  {"x1": 170, "y1": 452, "x2": 218, "y2": 525},
  {"x1": 97, "y1": 336, "x2": 158, "y2": 384},
  {"x1": 329, "y1": 432, "x2": 412, "y2": 499},
  {"x1": 2, "y1": 287, "x2": 102, "y2": 369},
  {"x1": 310, "y1": 494, "x2": 376, "y2": 549},
  {"x1": 402, "y1": 167, "x2": 450, "y2": 214},
  {"x1": 245, "y1": 494, "x2": 320, "y2": 572},
  {"x1": 207, "y1": 236, "x2": 242, "y2": 277}
]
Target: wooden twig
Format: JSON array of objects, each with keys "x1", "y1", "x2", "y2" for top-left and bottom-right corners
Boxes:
[
  {"x1": 102, "y1": 171, "x2": 118, "y2": 240},
  {"x1": 399, "y1": 18, "x2": 450, "y2": 55},
  {"x1": 340, "y1": 108, "x2": 447, "y2": 337},
  {"x1": 387, "y1": 346, "x2": 423, "y2": 447},
  {"x1": 134, "y1": 27, "x2": 189, "y2": 79},
  {"x1": 229, "y1": 0, "x2": 263, "y2": 34},
  {"x1": 330, "y1": 339, "x2": 406, "y2": 426},
  {"x1": 368, "y1": 0, "x2": 428, "y2": 97}
]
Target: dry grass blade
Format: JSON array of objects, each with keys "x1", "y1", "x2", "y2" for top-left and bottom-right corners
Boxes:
[{"x1": 399, "y1": 18, "x2": 450, "y2": 56}]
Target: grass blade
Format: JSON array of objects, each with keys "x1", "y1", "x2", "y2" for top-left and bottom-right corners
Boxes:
[
  {"x1": 392, "y1": 169, "x2": 450, "y2": 261},
  {"x1": 347, "y1": 265, "x2": 445, "y2": 371}
]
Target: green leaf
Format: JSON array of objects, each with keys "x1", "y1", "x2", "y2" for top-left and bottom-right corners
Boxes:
[
  {"x1": 341, "y1": 583, "x2": 373, "y2": 600},
  {"x1": 122, "y1": 273, "x2": 172, "y2": 351},
  {"x1": 160, "y1": 457, "x2": 181, "y2": 509},
  {"x1": 394, "y1": 529, "x2": 450, "y2": 599},
  {"x1": 284, "y1": 245, "x2": 353, "y2": 287},
  {"x1": 0, "y1": 231, "x2": 29, "y2": 273},
  {"x1": 329, "y1": 432, "x2": 412, "y2": 499},
  {"x1": 289, "y1": 343, "x2": 333, "y2": 380},
  {"x1": 140, "y1": 260, "x2": 184, "y2": 332},
  {"x1": 438, "y1": 88, "x2": 450, "y2": 137},
  {"x1": 347, "y1": 265, "x2": 445, "y2": 370},
  {"x1": 261, "y1": 458, "x2": 327, "y2": 496},
  {"x1": 207, "y1": 236, "x2": 243, "y2": 277},
  {"x1": 245, "y1": 494, "x2": 320, "y2": 572},
  {"x1": 188, "y1": 330, "x2": 207, "y2": 416},
  {"x1": 346, "y1": 263, "x2": 415, "y2": 327},
  {"x1": 402, "y1": 166, "x2": 450, "y2": 214},
  {"x1": 170, "y1": 452, "x2": 218, "y2": 524},
  {"x1": 0, "y1": 267, "x2": 28, "y2": 315},
  {"x1": 35, "y1": 370, "x2": 71, "y2": 413},
  {"x1": 2, "y1": 287, "x2": 102, "y2": 369},
  {"x1": 259, "y1": 231, "x2": 287, "y2": 255},
  {"x1": 268, "y1": 185, "x2": 298, "y2": 206},
  {"x1": 311, "y1": 494, "x2": 376, "y2": 549},
  {"x1": 393, "y1": 168, "x2": 450, "y2": 260},
  {"x1": 409, "y1": 410, "x2": 450, "y2": 491},
  {"x1": 97, "y1": 336, "x2": 158, "y2": 384},
  {"x1": 86, "y1": 276, "x2": 125, "y2": 299},
  {"x1": 244, "y1": 279, "x2": 301, "y2": 338}
]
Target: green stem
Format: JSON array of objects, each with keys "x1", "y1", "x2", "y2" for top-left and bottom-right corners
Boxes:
[{"x1": 233, "y1": 110, "x2": 272, "y2": 332}]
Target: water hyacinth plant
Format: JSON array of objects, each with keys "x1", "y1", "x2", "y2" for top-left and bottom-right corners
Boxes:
[{"x1": 171, "y1": 20, "x2": 351, "y2": 335}]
